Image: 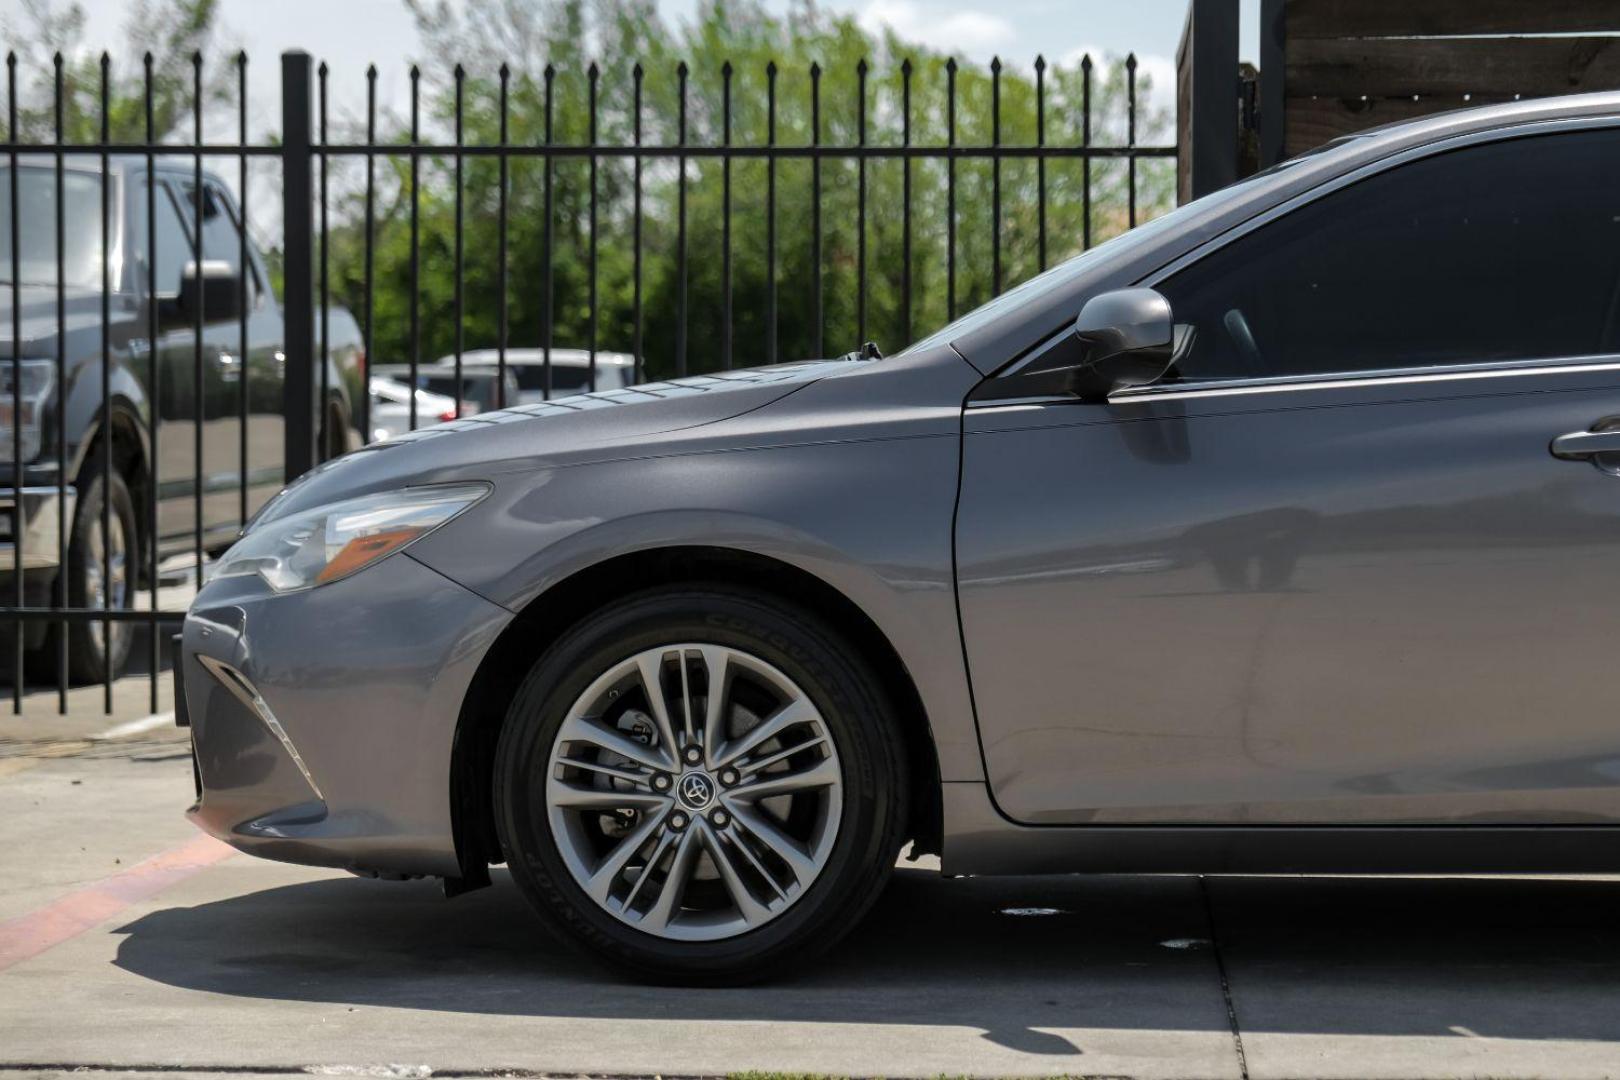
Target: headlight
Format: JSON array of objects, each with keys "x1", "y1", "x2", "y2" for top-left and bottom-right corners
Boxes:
[
  {"x1": 212, "y1": 483, "x2": 488, "y2": 593},
  {"x1": 2, "y1": 358, "x2": 56, "y2": 463}
]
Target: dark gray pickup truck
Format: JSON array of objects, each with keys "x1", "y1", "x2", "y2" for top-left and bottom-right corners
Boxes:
[{"x1": 2, "y1": 157, "x2": 360, "y2": 681}]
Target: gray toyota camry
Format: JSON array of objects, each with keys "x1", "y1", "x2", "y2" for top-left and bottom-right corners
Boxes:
[{"x1": 180, "y1": 91, "x2": 1620, "y2": 981}]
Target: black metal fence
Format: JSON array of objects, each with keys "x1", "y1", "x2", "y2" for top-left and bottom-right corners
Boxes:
[{"x1": 4, "y1": 47, "x2": 1178, "y2": 715}]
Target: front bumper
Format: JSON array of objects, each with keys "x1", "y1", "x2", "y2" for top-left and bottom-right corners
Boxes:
[
  {"x1": 179, "y1": 552, "x2": 513, "y2": 878},
  {"x1": 0, "y1": 485, "x2": 75, "y2": 572}
]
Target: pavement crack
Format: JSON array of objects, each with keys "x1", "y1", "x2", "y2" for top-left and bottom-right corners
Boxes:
[{"x1": 1198, "y1": 874, "x2": 1250, "y2": 1080}]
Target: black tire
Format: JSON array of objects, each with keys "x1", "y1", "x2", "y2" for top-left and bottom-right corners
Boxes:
[
  {"x1": 493, "y1": 585, "x2": 908, "y2": 983},
  {"x1": 32, "y1": 461, "x2": 137, "y2": 684},
  {"x1": 323, "y1": 399, "x2": 349, "y2": 460}
]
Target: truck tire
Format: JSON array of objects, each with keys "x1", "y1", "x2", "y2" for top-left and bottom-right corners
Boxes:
[{"x1": 44, "y1": 461, "x2": 137, "y2": 684}]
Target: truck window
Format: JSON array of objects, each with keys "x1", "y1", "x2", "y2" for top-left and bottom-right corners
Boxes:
[
  {"x1": 176, "y1": 180, "x2": 262, "y2": 301},
  {"x1": 140, "y1": 178, "x2": 193, "y2": 298},
  {"x1": 0, "y1": 166, "x2": 104, "y2": 289}
]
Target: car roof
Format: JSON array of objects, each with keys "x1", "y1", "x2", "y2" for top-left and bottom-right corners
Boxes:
[
  {"x1": 15, "y1": 154, "x2": 232, "y2": 190},
  {"x1": 1336, "y1": 89, "x2": 1620, "y2": 151},
  {"x1": 374, "y1": 363, "x2": 495, "y2": 378}
]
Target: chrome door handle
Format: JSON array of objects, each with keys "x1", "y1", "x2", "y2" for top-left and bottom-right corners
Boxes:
[{"x1": 1551, "y1": 428, "x2": 1620, "y2": 459}]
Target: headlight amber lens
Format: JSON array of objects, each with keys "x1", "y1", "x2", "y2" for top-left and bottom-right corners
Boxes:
[{"x1": 213, "y1": 483, "x2": 488, "y2": 592}]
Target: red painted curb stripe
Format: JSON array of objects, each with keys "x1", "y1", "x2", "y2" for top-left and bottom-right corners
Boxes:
[{"x1": 0, "y1": 833, "x2": 235, "y2": 972}]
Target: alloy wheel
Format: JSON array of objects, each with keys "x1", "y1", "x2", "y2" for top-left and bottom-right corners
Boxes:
[{"x1": 543, "y1": 643, "x2": 843, "y2": 942}]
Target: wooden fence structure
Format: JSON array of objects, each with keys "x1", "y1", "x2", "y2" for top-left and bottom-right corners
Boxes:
[{"x1": 1259, "y1": 0, "x2": 1620, "y2": 168}]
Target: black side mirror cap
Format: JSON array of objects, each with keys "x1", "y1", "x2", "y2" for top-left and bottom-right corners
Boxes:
[
  {"x1": 974, "y1": 286, "x2": 1177, "y2": 405},
  {"x1": 1064, "y1": 287, "x2": 1175, "y2": 402}
]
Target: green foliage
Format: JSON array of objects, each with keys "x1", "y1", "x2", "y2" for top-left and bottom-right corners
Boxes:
[
  {"x1": 331, "y1": 0, "x2": 1174, "y2": 378},
  {"x1": 5, "y1": 0, "x2": 237, "y2": 142},
  {"x1": 6, "y1": 0, "x2": 1176, "y2": 381}
]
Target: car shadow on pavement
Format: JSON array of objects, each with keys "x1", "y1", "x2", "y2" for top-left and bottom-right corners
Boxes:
[{"x1": 109, "y1": 866, "x2": 1620, "y2": 1053}]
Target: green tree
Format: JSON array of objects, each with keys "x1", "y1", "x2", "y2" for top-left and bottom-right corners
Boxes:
[
  {"x1": 4, "y1": 0, "x2": 236, "y2": 142},
  {"x1": 329, "y1": 0, "x2": 1173, "y2": 381}
]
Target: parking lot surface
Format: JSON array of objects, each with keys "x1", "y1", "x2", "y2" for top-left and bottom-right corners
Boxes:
[{"x1": 5, "y1": 711, "x2": 1620, "y2": 1080}]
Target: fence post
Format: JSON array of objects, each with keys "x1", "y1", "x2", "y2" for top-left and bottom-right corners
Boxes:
[
  {"x1": 1176, "y1": 0, "x2": 1240, "y2": 202},
  {"x1": 1259, "y1": 0, "x2": 1286, "y2": 168},
  {"x1": 281, "y1": 50, "x2": 315, "y2": 482}
]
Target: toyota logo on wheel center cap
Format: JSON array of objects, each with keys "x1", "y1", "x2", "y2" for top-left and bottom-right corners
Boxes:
[{"x1": 678, "y1": 772, "x2": 716, "y2": 811}]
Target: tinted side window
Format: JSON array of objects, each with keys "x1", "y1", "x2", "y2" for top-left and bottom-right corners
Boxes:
[
  {"x1": 1160, "y1": 130, "x2": 1620, "y2": 381},
  {"x1": 140, "y1": 179, "x2": 193, "y2": 298},
  {"x1": 176, "y1": 180, "x2": 261, "y2": 298}
]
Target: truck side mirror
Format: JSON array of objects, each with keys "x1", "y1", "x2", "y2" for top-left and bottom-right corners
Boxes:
[{"x1": 164, "y1": 259, "x2": 243, "y2": 329}]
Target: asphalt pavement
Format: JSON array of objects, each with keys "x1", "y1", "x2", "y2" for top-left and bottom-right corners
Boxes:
[{"x1": 4, "y1": 714, "x2": 1620, "y2": 1079}]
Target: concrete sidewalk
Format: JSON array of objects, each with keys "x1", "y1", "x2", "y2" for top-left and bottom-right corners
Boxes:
[{"x1": 4, "y1": 744, "x2": 1620, "y2": 1079}]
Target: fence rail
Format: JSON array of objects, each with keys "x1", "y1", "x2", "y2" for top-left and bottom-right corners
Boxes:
[{"x1": 4, "y1": 46, "x2": 1176, "y2": 715}]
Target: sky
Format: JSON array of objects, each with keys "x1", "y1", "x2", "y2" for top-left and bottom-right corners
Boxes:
[{"x1": 53, "y1": 0, "x2": 1265, "y2": 138}]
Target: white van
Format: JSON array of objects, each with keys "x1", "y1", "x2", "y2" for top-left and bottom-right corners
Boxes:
[{"x1": 433, "y1": 348, "x2": 635, "y2": 405}]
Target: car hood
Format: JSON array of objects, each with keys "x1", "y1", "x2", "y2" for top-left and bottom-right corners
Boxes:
[{"x1": 253, "y1": 359, "x2": 852, "y2": 526}]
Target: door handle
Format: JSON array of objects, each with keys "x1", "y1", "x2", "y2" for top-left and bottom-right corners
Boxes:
[{"x1": 1551, "y1": 428, "x2": 1620, "y2": 459}]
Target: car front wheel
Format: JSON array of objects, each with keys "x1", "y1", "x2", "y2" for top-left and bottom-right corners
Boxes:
[{"x1": 493, "y1": 585, "x2": 908, "y2": 982}]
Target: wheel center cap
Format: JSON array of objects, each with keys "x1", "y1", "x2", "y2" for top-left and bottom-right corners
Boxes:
[{"x1": 677, "y1": 771, "x2": 716, "y2": 811}]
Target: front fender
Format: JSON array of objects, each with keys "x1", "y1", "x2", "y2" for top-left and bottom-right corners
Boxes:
[{"x1": 407, "y1": 434, "x2": 985, "y2": 781}]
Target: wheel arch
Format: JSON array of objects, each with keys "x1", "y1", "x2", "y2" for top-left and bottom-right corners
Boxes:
[
  {"x1": 448, "y1": 544, "x2": 944, "y2": 888},
  {"x1": 70, "y1": 396, "x2": 149, "y2": 485},
  {"x1": 71, "y1": 398, "x2": 151, "y2": 573}
]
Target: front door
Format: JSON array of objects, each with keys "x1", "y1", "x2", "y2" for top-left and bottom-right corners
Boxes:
[{"x1": 957, "y1": 125, "x2": 1620, "y2": 825}]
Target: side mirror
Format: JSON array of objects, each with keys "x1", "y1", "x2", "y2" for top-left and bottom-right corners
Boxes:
[
  {"x1": 163, "y1": 260, "x2": 243, "y2": 329},
  {"x1": 1062, "y1": 287, "x2": 1176, "y2": 402}
]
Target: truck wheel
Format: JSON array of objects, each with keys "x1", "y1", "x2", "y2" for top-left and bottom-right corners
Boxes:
[
  {"x1": 54, "y1": 462, "x2": 136, "y2": 684},
  {"x1": 324, "y1": 400, "x2": 350, "y2": 460}
]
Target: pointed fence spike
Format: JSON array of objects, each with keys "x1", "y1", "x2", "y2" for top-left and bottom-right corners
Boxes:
[{"x1": 1034, "y1": 53, "x2": 1046, "y2": 71}]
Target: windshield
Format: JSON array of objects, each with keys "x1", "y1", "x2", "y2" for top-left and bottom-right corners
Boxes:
[
  {"x1": 0, "y1": 166, "x2": 105, "y2": 289},
  {"x1": 901, "y1": 160, "x2": 1307, "y2": 356}
]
